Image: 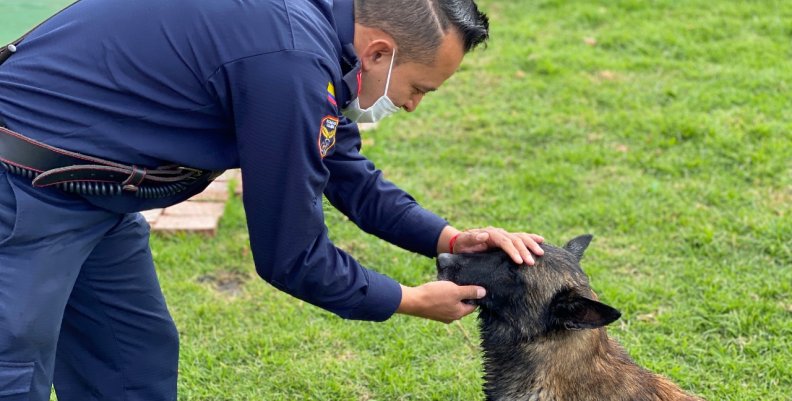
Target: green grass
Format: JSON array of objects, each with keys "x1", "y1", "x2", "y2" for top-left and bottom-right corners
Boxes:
[{"x1": 3, "y1": 0, "x2": 791, "y2": 400}]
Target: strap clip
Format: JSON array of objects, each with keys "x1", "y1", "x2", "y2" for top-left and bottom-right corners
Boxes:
[{"x1": 122, "y1": 165, "x2": 146, "y2": 192}]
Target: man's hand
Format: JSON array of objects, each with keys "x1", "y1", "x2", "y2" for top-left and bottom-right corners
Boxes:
[
  {"x1": 437, "y1": 226, "x2": 545, "y2": 265},
  {"x1": 396, "y1": 282, "x2": 486, "y2": 323}
]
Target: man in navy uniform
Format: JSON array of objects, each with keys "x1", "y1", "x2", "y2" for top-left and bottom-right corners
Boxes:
[{"x1": 0, "y1": 0, "x2": 544, "y2": 399}]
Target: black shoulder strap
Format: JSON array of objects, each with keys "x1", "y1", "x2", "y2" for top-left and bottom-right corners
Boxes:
[{"x1": 0, "y1": 1, "x2": 80, "y2": 65}]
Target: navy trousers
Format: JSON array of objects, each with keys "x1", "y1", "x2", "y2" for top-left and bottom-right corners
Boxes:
[{"x1": 0, "y1": 169, "x2": 179, "y2": 401}]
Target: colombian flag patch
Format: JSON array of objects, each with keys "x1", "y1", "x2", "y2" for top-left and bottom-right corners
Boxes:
[{"x1": 327, "y1": 82, "x2": 337, "y2": 107}]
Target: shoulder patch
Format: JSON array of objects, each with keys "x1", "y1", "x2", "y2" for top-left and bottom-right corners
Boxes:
[{"x1": 318, "y1": 115, "x2": 339, "y2": 158}]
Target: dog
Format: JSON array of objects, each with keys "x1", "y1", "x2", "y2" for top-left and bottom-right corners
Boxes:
[{"x1": 436, "y1": 234, "x2": 705, "y2": 401}]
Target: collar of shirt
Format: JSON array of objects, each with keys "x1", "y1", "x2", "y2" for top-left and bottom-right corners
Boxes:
[
  {"x1": 332, "y1": 0, "x2": 354, "y2": 48},
  {"x1": 332, "y1": 0, "x2": 359, "y2": 109}
]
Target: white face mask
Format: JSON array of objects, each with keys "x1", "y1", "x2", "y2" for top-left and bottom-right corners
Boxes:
[{"x1": 342, "y1": 49, "x2": 400, "y2": 123}]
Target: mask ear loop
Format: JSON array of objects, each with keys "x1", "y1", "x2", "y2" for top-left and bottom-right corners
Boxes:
[
  {"x1": 356, "y1": 68, "x2": 362, "y2": 97},
  {"x1": 383, "y1": 48, "x2": 396, "y2": 97}
]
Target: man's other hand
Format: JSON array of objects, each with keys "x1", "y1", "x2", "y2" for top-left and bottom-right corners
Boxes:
[{"x1": 396, "y1": 282, "x2": 485, "y2": 323}]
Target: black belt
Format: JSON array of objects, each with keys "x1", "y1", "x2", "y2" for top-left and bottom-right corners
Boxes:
[{"x1": 0, "y1": 126, "x2": 214, "y2": 199}]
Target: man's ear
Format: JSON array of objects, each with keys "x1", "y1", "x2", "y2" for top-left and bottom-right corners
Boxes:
[
  {"x1": 549, "y1": 289, "x2": 621, "y2": 331},
  {"x1": 563, "y1": 234, "x2": 593, "y2": 261},
  {"x1": 358, "y1": 38, "x2": 394, "y2": 72}
]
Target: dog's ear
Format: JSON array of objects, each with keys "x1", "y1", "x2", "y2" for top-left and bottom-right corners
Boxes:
[
  {"x1": 563, "y1": 234, "x2": 593, "y2": 261},
  {"x1": 549, "y1": 289, "x2": 621, "y2": 331}
]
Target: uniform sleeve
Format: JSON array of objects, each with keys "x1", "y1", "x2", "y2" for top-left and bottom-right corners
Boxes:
[
  {"x1": 208, "y1": 50, "x2": 401, "y2": 321},
  {"x1": 322, "y1": 121, "x2": 449, "y2": 257}
]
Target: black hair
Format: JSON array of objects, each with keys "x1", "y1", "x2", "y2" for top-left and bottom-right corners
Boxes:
[{"x1": 355, "y1": 0, "x2": 489, "y2": 64}]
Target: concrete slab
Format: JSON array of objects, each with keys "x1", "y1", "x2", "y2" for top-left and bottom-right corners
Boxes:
[
  {"x1": 189, "y1": 180, "x2": 229, "y2": 202},
  {"x1": 152, "y1": 214, "x2": 221, "y2": 236},
  {"x1": 215, "y1": 169, "x2": 241, "y2": 182},
  {"x1": 161, "y1": 201, "x2": 226, "y2": 217},
  {"x1": 234, "y1": 176, "x2": 243, "y2": 196},
  {"x1": 141, "y1": 208, "x2": 163, "y2": 224}
]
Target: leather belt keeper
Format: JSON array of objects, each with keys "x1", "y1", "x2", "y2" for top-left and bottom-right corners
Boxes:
[{"x1": 0, "y1": 126, "x2": 207, "y2": 193}]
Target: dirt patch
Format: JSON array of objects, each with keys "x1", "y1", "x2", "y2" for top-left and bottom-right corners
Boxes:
[{"x1": 197, "y1": 270, "x2": 250, "y2": 297}]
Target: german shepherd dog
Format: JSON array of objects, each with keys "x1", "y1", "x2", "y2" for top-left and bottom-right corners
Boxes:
[{"x1": 436, "y1": 235, "x2": 705, "y2": 401}]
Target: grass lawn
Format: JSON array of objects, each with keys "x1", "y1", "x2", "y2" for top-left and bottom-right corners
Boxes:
[{"x1": 3, "y1": 0, "x2": 791, "y2": 400}]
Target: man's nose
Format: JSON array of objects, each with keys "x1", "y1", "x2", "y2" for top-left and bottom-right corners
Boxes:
[{"x1": 403, "y1": 94, "x2": 424, "y2": 112}]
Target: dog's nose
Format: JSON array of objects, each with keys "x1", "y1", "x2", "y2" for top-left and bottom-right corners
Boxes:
[{"x1": 437, "y1": 253, "x2": 454, "y2": 270}]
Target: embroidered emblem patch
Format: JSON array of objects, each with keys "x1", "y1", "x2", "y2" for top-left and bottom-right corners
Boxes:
[
  {"x1": 318, "y1": 115, "x2": 339, "y2": 158},
  {"x1": 327, "y1": 82, "x2": 337, "y2": 107}
]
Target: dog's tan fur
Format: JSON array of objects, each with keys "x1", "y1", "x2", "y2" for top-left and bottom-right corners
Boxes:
[{"x1": 517, "y1": 330, "x2": 703, "y2": 401}]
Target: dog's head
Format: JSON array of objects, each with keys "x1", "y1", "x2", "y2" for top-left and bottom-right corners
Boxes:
[{"x1": 436, "y1": 234, "x2": 621, "y2": 341}]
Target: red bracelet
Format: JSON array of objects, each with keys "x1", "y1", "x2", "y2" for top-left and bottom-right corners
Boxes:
[{"x1": 449, "y1": 233, "x2": 461, "y2": 254}]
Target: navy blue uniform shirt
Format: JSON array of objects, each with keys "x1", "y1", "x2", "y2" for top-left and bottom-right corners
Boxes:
[{"x1": 0, "y1": 0, "x2": 449, "y2": 321}]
